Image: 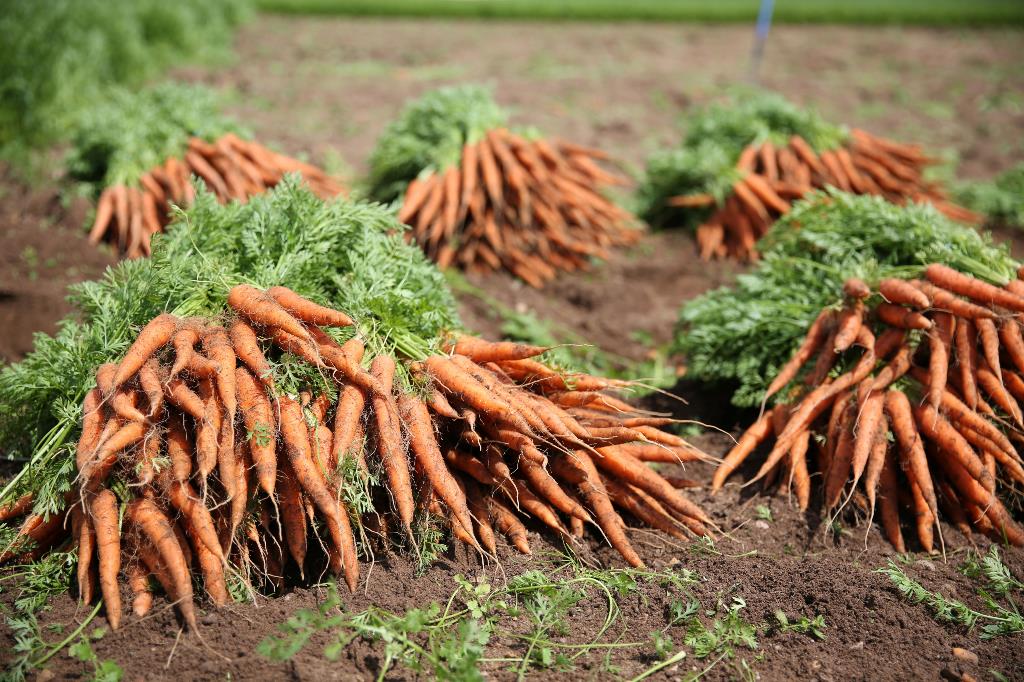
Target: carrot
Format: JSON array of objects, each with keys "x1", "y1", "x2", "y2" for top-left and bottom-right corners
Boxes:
[
  {"x1": 135, "y1": 359, "x2": 163, "y2": 419},
  {"x1": 712, "y1": 410, "x2": 774, "y2": 491},
  {"x1": 789, "y1": 136, "x2": 827, "y2": 175},
  {"x1": 976, "y1": 366, "x2": 1023, "y2": 426},
  {"x1": 954, "y1": 319, "x2": 979, "y2": 410},
  {"x1": 163, "y1": 377, "x2": 204, "y2": 420},
  {"x1": 875, "y1": 303, "x2": 931, "y2": 330},
  {"x1": 788, "y1": 430, "x2": 812, "y2": 511},
  {"x1": 878, "y1": 278, "x2": 929, "y2": 308},
  {"x1": 519, "y1": 457, "x2": 590, "y2": 521},
  {"x1": 462, "y1": 478, "x2": 496, "y2": 554},
  {"x1": 912, "y1": 402, "x2": 992, "y2": 489},
  {"x1": 126, "y1": 556, "x2": 153, "y2": 617},
  {"x1": 883, "y1": 391, "x2": 937, "y2": 516},
  {"x1": 73, "y1": 504, "x2": 95, "y2": 604},
  {"x1": 976, "y1": 318, "x2": 1002, "y2": 379},
  {"x1": 202, "y1": 327, "x2": 236, "y2": 414},
  {"x1": 924, "y1": 264, "x2": 1024, "y2": 313},
  {"x1": 426, "y1": 387, "x2": 460, "y2": 419},
  {"x1": 602, "y1": 477, "x2": 686, "y2": 540},
  {"x1": 999, "y1": 319, "x2": 1024, "y2": 375},
  {"x1": 367, "y1": 356, "x2": 415, "y2": 533},
  {"x1": 127, "y1": 498, "x2": 196, "y2": 630},
  {"x1": 914, "y1": 279, "x2": 996, "y2": 320},
  {"x1": 424, "y1": 356, "x2": 532, "y2": 436},
  {"x1": 399, "y1": 393, "x2": 475, "y2": 540},
  {"x1": 448, "y1": 334, "x2": 548, "y2": 363},
  {"x1": 843, "y1": 278, "x2": 871, "y2": 300},
  {"x1": 229, "y1": 319, "x2": 274, "y2": 388},
  {"x1": 564, "y1": 450, "x2": 643, "y2": 566},
  {"x1": 89, "y1": 489, "x2": 121, "y2": 629},
  {"x1": 227, "y1": 284, "x2": 311, "y2": 343},
  {"x1": 76, "y1": 388, "x2": 107, "y2": 471},
  {"x1": 823, "y1": 399, "x2": 856, "y2": 510},
  {"x1": 742, "y1": 174, "x2": 790, "y2": 214},
  {"x1": 165, "y1": 478, "x2": 225, "y2": 562},
  {"x1": 763, "y1": 310, "x2": 833, "y2": 403},
  {"x1": 929, "y1": 312, "x2": 955, "y2": 410},
  {"x1": 872, "y1": 444, "x2": 904, "y2": 551},
  {"x1": 834, "y1": 300, "x2": 864, "y2": 352},
  {"x1": 276, "y1": 462, "x2": 307, "y2": 575},
  {"x1": 236, "y1": 366, "x2": 277, "y2": 495},
  {"x1": 266, "y1": 286, "x2": 354, "y2": 328},
  {"x1": 112, "y1": 313, "x2": 177, "y2": 388},
  {"x1": 80, "y1": 421, "x2": 148, "y2": 490},
  {"x1": 194, "y1": 378, "x2": 221, "y2": 481},
  {"x1": 593, "y1": 446, "x2": 709, "y2": 523},
  {"x1": 191, "y1": 521, "x2": 229, "y2": 606},
  {"x1": 849, "y1": 390, "x2": 885, "y2": 491},
  {"x1": 0, "y1": 493, "x2": 33, "y2": 524},
  {"x1": 279, "y1": 396, "x2": 359, "y2": 591},
  {"x1": 331, "y1": 382, "x2": 367, "y2": 474},
  {"x1": 169, "y1": 327, "x2": 200, "y2": 379},
  {"x1": 88, "y1": 189, "x2": 115, "y2": 244},
  {"x1": 489, "y1": 498, "x2": 531, "y2": 554}
]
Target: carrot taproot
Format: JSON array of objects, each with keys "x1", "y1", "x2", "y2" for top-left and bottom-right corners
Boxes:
[
  {"x1": 929, "y1": 312, "x2": 955, "y2": 410},
  {"x1": 462, "y1": 478, "x2": 496, "y2": 554},
  {"x1": 165, "y1": 478, "x2": 224, "y2": 563},
  {"x1": 489, "y1": 498, "x2": 531, "y2": 554},
  {"x1": 519, "y1": 457, "x2": 590, "y2": 522},
  {"x1": 594, "y1": 446, "x2": 709, "y2": 524},
  {"x1": 976, "y1": 318, "x2": 1002, "y2": 379},
  {"x1": 399, "y1": 393, "x2": 475, "y2": 540},
  {"x1": 878, "y1": 278, "x2": 929, "y2": 309},
  {"x1": 89, "y1": 489, "x2": 121, "y2": 629},
  {"x1": 876, "y1": 446, "x2": 905, "y2": 552},
  {"x1": 954, "y1": 319, "x2": 979, "y2": 410},
  {"x1": 712, "y1": 410, "x2": 774, "y2": 491},
  {"x1": 112, "y1": 314, "x2": 177, "y2": 387},
  {"x1": 823, "y1": 399, "x2": 857, "y2": 510},
  {"x1": 787, "y1": 430, "x2": 812, "y2": 511},
  {"x1": 876, "y1": 303, "x2": 931, "y2": 330},
  {"x1": 236, "y1": 366, "x2": 276, "y2": 495},
  {"x1": 228, "y1": 284, "x2": 311, "y2": 343},
  {"x1": 834, "y1": 300, "x2": 865, "y2": 352},
  {"x1": 229, "y1": 319, "x2": 274, "y2": 388},
  {"x1": 276, "y1": 462, "x2": 307, "y2": 575},
  {"x1": 849, "y1": 390, "x2": 885, "y2": 490},
  {"x1": 448, "y1": 334, "x2": 548, "y2": 363},
  {"x1": 73, "y1": 504, "x2": 95, "y2": 604},
  {"x1": 912, "y1": 403, "x2": 992, "y2": 490},
  {"x1": 266, "y1": 286, "x2": 354, "y2": 328},
  {"x1": 562, "y1": 450, "x2": 643, "y2": 567},
  {"x1": 367, "y1": 356, "x2": 414, "y2": 534},
  {"x1": 976, "y1": 366, "x2": 1023, "y2": 426},
  {"x1": 127, "y1": 498, "x2": 196, "y2": 630},
  {"x1": 883, "y1": 390, "x2": 937, "y2": 517},
  {"x1": 445, "y1": 449, "x2": 497, "y2": 485},
  {"x1": 924, "y1": 264, "x2": 1024, "y2": 313},
  {"x1": 279, "y1": 396, "x2": 358, "y2": 591},
  {"x1": 602, "y1": 477, "x2": 686, "y2": 540},
  {"x1": 763, "y1": 310, "x2": 833, "y2": 404},
  {"x1": 169, "y1": 327, "x2": 200, "y2": 379},
  {"x1": 424, "y1": 355, "x2": 533, "y2": 436},
  {"x1": 80, "y1": 421, "x2": 148, "y2": 490}
]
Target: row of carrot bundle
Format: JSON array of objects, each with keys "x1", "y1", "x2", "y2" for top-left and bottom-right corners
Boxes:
[
  {"x1": 367, "y1": 85, "x2": 640, "y2": 288},
  {"x1": 396, "y1": 127, "x2": 638, "y2": 288},
  {"x1": 674, "y1": 129, "x2": 979, "y2": 262},
  {"x1": 713, "y1": 266, "x2": 1024, "y2": 551},
  {"x1": 0, "y1": 284, "x2": 711, "y2": 631},
  {"x1": 87, "y1": 133, "x2": 345, "y2": 258}
]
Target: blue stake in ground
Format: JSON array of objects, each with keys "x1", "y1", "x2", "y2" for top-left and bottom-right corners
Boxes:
[{"x1": 749, "y1": 0, "x2": 775, "y2": 84}]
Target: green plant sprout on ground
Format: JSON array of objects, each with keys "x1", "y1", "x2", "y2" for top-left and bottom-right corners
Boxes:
[
  {"x1": 956, "y1": 162, "x2": 1024, "y2": 228},
  {"x1": 773, "y1": 611, "x2": 827, "y2": 640},
  {"x1": 879, "y1": 547, "x2": 1024, "y2": 639}
]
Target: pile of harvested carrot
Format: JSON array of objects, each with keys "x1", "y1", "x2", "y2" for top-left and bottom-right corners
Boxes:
[
  {"x1": 397, "y1": 128, "x2": 639, "y2": 287},
  {"x1": 87, "y1": 133, "x2": 344, "y2": 258},
  {"x1": 674, "y1": 129, "x2": 981, "y2": 261},
  {"x1": 0, "y1": 285, "x2": 710, "y2": 630},
  {"x1": 713, "y1": 266, "x2": 1024, "y2": 551}
]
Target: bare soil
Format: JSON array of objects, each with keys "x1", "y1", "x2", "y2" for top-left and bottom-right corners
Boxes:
[{"x1": 1, "y1": 17, "x2": 1023, "y2": 681}]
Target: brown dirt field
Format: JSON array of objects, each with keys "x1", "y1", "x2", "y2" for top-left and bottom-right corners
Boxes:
[{"x1": 1, "y1": 17, "x2": 1023, "y2": 682}]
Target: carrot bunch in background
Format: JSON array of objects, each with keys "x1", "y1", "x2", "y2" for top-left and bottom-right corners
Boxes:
[
  {"x1": 68, "y1": 82, "x2": 344, "y2": 259},
  {"x1": 0, "y1": 285, "x2": 712, "y2": 631},
  {"x1": 87, "y1": 134, "x2": 344, "y2": 258},
  {"x1": 368, "y1": 85, "x2": 640, "y2": 287},
  {"x1": 639, "y1": 93, "x2": 979, "y2": 261},
  {"x1": 713, "y1": 267, "x2": 1024, "y2": 552}
]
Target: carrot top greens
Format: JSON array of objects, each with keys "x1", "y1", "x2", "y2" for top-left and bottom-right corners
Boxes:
[
  {"x1": 0, "y1": 178, "x2": 459, "y2": 516},
  {"x1": 366, "y1": 84, "x2": 510, "y2": 203},
  {"x1": 676, "y1": 191, "x2": 1017, "y2": 407},
  {"x1": 67, "y1": 82, "x2": 245, "y2": 193},
  {"x1": 636, "y1": 91, "x2": 846, "y2": 229}
]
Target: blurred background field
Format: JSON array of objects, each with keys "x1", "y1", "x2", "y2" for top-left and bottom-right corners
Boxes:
[{"x1": 257, "y1": 0, "x2": 1024, "y2": 25}]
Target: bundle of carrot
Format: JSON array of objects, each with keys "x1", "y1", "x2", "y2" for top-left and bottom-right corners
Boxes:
[
  {"x1": 0, "y1": 284, "x2": 710, "y2": 631},
  {"x1": 368, "y1": 85, "x2": 639, "y2": 288},
  {"x1": 396, "y1": 128, "x2": 638, "y2": 287},
  {"x1": 675, "y1": 129, "x2": 980, "y2": 261},
  {"x1": 87, "y1": 133, "x2": 344, "y2": 258},
  {"x1": 712, "y1": 267, "x2": 1024, "y2": 551}
]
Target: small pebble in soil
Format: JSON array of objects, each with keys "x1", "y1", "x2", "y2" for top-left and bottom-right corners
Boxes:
[
  {"x1": 753, "y1": 520, "x2": 770, "y2": 531},
  {"x1": 951, "y1": 647, "x2": 979, "y2": 664},
  {"x1": 849, "y1": 641, "x2": 865, "y2": 650},
  {"x1": 919, "y1": 559, "x2": 937, "y2": 571}
]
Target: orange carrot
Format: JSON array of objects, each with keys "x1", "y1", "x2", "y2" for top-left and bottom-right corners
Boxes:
[
  {"x1": 448, "y1": 334, "x2": 548, "y2": 363},
  {"x1": 89, "y1": 489, "x2": 122, "y2": 629},
  {"x1": 877, "y1": 446, "x2": 905, "y2": 552},
  {"x1": 112, "y1": 313, "x2": 177, "y2": 387},
  {"x1": 235, "y1": 366, "x2": 277, "y2": 495},
  {"x1": 227, "y1": 284, "x2": 311, "y2": 343},
  {"x1": 954, "y1": 319, "x2": 979, "y2": 410},
  {"x1": 976, "y1": 318, "x2": 1002, "y2": 379},
  {"x1": 876, "y1": 303, "x2": 931, "y2": 330},
  {"x1": 229, "y1": 319, "x2": 274, "y2": 388},
  {"x1": 489, "y1": 498, "x2": 531, "y2": 554},
  {"x1": 712, "y1": 410, "x2": 774, "y2": 491},
  {"x1": 127, "y1": 498, "x2": 196, "y2": 630},
  {"x1": 763, "y1": 310, "x2": 833, "y2": 403},
  {"x1": 834, "y1": 300, "x2": 864, "y2": 352},
  {"x1": 878, "y1": 278, "x2": 929, "y2": 308},
  {"x1": 266, "y1": 286, "x2": 354, "y2": 328},
  {"x1": 928, "y1": 312, "x2": 955, "y2": 410},
  {"x1": 924, "y1": 264, "x2": 1024, "y2": 313},
  {"x1": 563, "y1": 450, "x2": 643, "y2": 567},
  {"x1": 912, "y1": 402, "x2": 992, "y2": 489}
]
